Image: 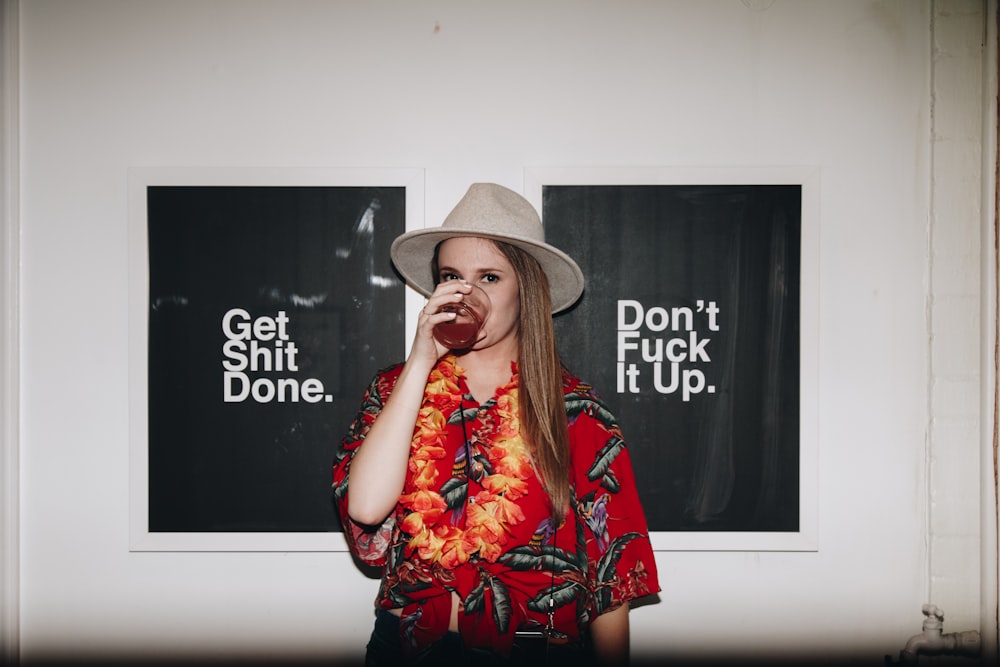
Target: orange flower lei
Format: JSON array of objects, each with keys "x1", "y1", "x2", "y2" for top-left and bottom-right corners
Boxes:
[{"x1": 398, "y1": 356, "x2": 532, "y2": 568}]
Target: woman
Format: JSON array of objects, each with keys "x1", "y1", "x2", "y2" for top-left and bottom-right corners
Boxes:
[{"x1": 332, "y1": 183, "x2": 659, "y2": 666}]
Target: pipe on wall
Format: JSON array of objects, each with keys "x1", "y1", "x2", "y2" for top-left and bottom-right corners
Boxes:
[{"x1": 894, "y1": 605, "x2": 981, "y2": 664}]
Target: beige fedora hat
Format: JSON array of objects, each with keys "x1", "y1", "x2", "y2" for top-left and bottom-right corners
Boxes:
[{"x1": 390, "y1": 183, "x2": 585, "y2": 313}]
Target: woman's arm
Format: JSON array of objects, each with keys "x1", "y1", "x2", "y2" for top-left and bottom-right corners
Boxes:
[
  {"x1": 345, "y1": 356, "x2": 434, "y2": 525},
  {"x1": 345, "y1": 282, "x2": 470, "y2": 526},
  {"x1": 589, "y1": 603, "x2": 630, "y2": 667}
]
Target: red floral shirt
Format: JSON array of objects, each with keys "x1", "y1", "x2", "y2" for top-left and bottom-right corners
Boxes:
[{"x1": 332, "y1": 355, "x2": 659, "y2": 656}]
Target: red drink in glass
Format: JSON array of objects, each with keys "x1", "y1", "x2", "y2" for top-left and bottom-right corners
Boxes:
[{"x1": 432, "y1": 284, "x2": 490, "y2": 350}]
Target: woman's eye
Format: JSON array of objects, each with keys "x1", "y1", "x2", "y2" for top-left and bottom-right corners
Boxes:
[
  {"x1": 440, "y1": 273, "x2": 459, "y2": 282},
  {"x1": 482, "y1": 273, "x2": 499, "y2": 283}
]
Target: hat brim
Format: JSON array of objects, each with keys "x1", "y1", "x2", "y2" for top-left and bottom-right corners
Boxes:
[{"x1": 390, "y1": 227, "x2": 585, "y2": 314}]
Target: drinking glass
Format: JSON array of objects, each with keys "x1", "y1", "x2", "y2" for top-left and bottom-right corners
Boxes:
[{"x1": 432, "y1": 284, "x2": 491, "y2": 350}]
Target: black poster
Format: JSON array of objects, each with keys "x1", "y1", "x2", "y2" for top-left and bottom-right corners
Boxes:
[
  {"x1": 543, "y1": 185, "x2": 801, "y2": 533},
  {"x1": 146, "y1": 186, "x2": 405, "y2": 533}
]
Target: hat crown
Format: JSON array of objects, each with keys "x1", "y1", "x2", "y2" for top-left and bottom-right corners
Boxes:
[
  {"x1": 442, "y1": 183, "x2": 545, "y2": 242},
  {"x1": 389, "y1": 182, "x2": 585, "y2": 313}
]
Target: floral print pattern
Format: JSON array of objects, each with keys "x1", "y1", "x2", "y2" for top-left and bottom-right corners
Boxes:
[{"x1": 332, "y1": 355, "x2": 659, "y2": 657}]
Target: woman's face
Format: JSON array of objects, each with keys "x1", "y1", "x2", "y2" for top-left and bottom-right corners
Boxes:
[{"x1": 436, "y1": 236, "x2": 521, "y2": 350}]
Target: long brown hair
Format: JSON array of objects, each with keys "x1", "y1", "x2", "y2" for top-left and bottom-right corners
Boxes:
[
  {"x1": 432, "y1": 239, "x2": 572, "y2": 524},
  {"x1": 494, "y1": 241, "x2": 571, "y2": 525}
]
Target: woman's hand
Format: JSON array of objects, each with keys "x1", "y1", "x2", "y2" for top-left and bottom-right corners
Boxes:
[
  {"x1": 590, "y1": 603, "x2": 630, "y2": 667},
  {"x1": 410, "y1": 280, "x2": 473, "y2": 364}
]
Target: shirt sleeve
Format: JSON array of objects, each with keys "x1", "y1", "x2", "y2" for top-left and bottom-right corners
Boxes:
[
  {"x1": 566, "y1": 384, "x2": 661, "y2": 616},
  {"x1": 331, "y1": 366, "x2": 400, "y2": 566}
]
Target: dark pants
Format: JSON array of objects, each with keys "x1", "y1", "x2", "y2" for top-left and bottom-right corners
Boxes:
[{"x1": 364, "y1": 609, "x2": 592, "y2": 667}]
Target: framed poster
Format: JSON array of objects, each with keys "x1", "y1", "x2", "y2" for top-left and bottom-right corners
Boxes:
[
  {"x1": 524, "y1": 167, "x2": 819, "y2": 551},
  {"x1": 128, "y1": 167, "x2": 424, "y2": 551}
]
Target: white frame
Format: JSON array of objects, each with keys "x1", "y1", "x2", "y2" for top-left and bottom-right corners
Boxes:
[
  {"x1": 128, "y1": 166, "x2": 424, "y2": 552},
  {"x1": 524, "y1": 166, "x2": 820, "y2": 552}
]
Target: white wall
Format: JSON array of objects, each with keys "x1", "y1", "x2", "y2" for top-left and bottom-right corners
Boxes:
[
  {"x1": 10, "y1": 0, "x2": 993, "y2": 664},
  {"x1": 929, "y1": 0, "x2": 987, "y2": 641}
]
